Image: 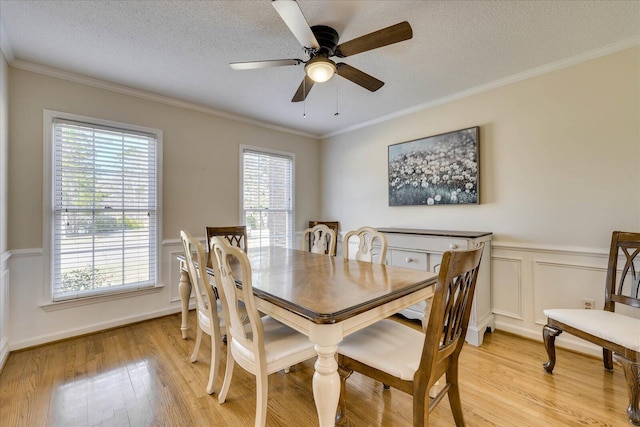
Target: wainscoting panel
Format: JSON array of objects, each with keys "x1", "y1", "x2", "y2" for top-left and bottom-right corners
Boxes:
[
  {"x1": 491, "y1": 256, "x2": 523, "y2": 320},
  {"x1": 8, "y1": 245, "x2": 182, "y2": 350},
  {"x1": 164, "y1": 237, "x2": 199, "y2": 305},
  {"x1": 532, "y1": 260, "x2": 607, "y2": 325},
  {"x1": 490, "y1": 242, "x2": 612, "y2": 356}
]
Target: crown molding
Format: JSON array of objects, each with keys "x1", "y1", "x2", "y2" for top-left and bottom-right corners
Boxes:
[
  {"x1": 9, "y1": 59, "x2": 319, "y2": 139},
  {"x1": 321, "y1": 36, "x2": 640, "y2": 139}
]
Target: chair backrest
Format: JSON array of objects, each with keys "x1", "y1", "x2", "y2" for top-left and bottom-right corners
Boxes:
[
  {"x1": 418, "y1": 244, "x2": 484, "y2": 379},
  {"x1": 205, "y1": 226, "x2": 247, "y2": 266},
  {"x1": 605, "y1": 231, "x2": 640, "y2": 311},
  {"x1": 308, "y1": 221, "x2": 339, "y2": 255},
  {"x1": 302, "y1": 224, "x2": 337, "y2": 256},
  {"x1": 180, "y1": 230, "x2": 220, "y2": 330},
  {"x1": 206, "y1": 225, "x2": 248, "y2": 252},
  {"x1": 342, "y1": 226, "x2": 388, "y2": 264},
  {"x1": 209, "y1": 236, "x2": 264, "y2": 363}
]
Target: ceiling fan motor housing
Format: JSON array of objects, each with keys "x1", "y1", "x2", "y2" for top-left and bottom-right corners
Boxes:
[{"x1": 310, "y1": 25, "x2": 339, "y2": 57}]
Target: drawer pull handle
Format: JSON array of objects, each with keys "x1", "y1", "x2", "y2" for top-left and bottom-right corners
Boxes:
[
  {"x1": 449, "y1": 244, "x2": 458, "y2": 250},
  {"x1": 405, "y1": 257, "x2": 413, "y2": 263}
]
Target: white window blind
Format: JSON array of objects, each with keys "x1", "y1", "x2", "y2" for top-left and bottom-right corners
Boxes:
[
  {"x1": 52, "y1": 119, "x2": 158, "y2": 301},
  {"x1": 242, "y1": 148, "x2": 293, "y2": 248}
]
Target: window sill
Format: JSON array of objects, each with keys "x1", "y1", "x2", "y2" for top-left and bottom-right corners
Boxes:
[{"x1": 40, "y1": 285, "x2": 164, "y2": 312}]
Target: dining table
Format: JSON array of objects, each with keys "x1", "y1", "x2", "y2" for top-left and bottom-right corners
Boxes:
[{"x1": 177, "y1": 246, "x2": 437, "y2": 427}]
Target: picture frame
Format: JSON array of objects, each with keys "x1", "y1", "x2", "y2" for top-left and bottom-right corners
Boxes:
[{"x1": 388, "y1": 126, "x2": 479, "y2": 206}]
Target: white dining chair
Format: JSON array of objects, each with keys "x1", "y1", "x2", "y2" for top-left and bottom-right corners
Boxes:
[
  {"x1": 180, "y1": 230, "x2": 226, "y2": 395},
  {"x1": 210, "y1": 237, "x2": 318, "y2": 427},
  {"x1": 301, "y1": 223, "x2": 337, "y2": 255},
  {"x1": 343, "y1": 226, "x2": 388, "y2": 264}
]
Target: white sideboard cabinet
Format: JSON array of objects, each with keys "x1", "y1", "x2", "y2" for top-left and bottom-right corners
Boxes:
[{"x1": 379, "y1": 228, "x2": 494, "y2": 346}]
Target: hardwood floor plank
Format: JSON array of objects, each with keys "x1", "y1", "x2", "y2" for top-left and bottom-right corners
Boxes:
[{"x1": 0, "y1": 312, "x2": 631, "y2": 426}]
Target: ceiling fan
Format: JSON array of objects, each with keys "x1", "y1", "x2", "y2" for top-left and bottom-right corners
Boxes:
[{"x1": 230, "y1": 0, "x2": 413, "y2": 102}]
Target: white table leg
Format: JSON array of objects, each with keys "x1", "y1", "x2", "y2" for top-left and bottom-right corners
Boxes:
[
  {"x1": 178, "y1": 268, "x2": 191, "y2": 339},
  {"x1": 312, "y1": 343, "x2": 340, "y2": 427}
]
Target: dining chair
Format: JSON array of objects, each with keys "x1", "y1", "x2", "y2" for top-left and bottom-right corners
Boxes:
[
  {"x1": 209, "y1": 237, "x2": 318, "y2": 427},
  {"x1": 336, "y1": 244, "x2": 484, "y2": 426},
  {"x1": 308, "y1": 221, "x2": 339, "y2": 255},
  {"x1": 205, "y1": 225, "x2": 248, "y2": 265},
  {"x1": 342, "y1": 226, "x2": 388, "y2": 264},
  {"x1": 302, "y1": 223, "x2": 337, "y2": 256},
  {"x1": 180, "y1": 230, "x2": 226, "y2": 395},
  {"x1": 542, "y1": 231, "x2": 640, "y2": 426}
]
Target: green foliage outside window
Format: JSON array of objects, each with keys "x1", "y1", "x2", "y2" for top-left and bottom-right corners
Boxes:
[{"x1": 61, "y1": 268, "x2": 109, "y2": 292}]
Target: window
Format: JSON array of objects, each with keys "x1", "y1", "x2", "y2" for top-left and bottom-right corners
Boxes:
[
  {"x1": 241, "y1": 146, "x2": 294, "y2": 249},
  {"x1": 45, "y1": 112, "x2": 161, "y2": 302}
]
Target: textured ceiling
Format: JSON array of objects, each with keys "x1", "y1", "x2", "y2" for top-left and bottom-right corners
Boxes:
[{"x1": 1, "y1": 0, "x2": 639, "y2": 138}]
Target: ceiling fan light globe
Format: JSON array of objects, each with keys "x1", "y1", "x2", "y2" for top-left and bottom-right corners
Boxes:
[{"x1": 305, "y1": 60, "x2": 336, "y2": 83}]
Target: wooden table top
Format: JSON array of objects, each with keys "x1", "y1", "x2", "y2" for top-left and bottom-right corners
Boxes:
[{"x1": 179, "y1": 246, "x2": 437, "y2": 324}]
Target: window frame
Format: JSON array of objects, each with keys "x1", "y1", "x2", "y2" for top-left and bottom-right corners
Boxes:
[
  {"x1": 239, "y1": 145, "x2": 295, "y2": 249},
  {"x1": 42, "y1": 110, "x2": 163, "y2": 307}
]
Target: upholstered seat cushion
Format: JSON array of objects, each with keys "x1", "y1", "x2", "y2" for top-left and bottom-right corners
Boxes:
[
  {"x1": 198, "y1": 300, "x2": 249, "y2": 332},
  {"x1": 544, "y1": 309, "x2": 640, "y2": 352},
  {"x1": 339, "y1": 319, "x2": 423, "y2": 381},
  {"x1": 231, "y1": 316, "x2": 317, "y2": 366},
  {"x1": 197, "y1": 300, "x2": 225, "y2": 331}
]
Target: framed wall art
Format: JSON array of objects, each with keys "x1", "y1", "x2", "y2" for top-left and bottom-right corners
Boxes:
[{"x1": 388, "y1": 126, "x2": 479, "y2": 206}]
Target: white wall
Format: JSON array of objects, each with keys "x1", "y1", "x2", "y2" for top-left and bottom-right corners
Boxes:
[
  {"x1": 320, "y1": 46, "x2": 640, "y2": 354},
  {"x1": 0, "y1": 50, "x2": 9, "y2": 366},
  {"x1": 7, "y1": 67, "x2": 321, "y2": 349}
]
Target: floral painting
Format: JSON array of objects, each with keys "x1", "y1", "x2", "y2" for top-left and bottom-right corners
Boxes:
[{"x1": 388, "y1": 127, "x2": 479, "y2": 206}]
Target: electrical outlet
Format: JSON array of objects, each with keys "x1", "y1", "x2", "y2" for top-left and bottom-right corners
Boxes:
[{"x1": 582, "y1": 299, "x2": 595, "y2": 310}]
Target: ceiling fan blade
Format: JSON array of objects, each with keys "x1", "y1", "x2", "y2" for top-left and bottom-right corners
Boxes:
[
  {"x1": 230, "y1": 59, "x2": 302, "y2": 70},
  {"x1": 336, "y1": 63, "x2": 384, "y2": 92},
  {"x1": 335, "y1": 21, "x2": 413, "y2": 58},
  {"x1": 272, "y1": 0, "x2": 320, "y2": 49},
  {"x1": 292, "y1": 75, "x2": 315, "y2": 102}
]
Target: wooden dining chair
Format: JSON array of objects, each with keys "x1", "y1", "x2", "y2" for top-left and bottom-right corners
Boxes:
[
  {"x1": 205, "y1": 226, "x2": 248, "y2": 265},
  {"x1": 343, "y1": 226, "x2": 388, "y2": 264},
  {"x1": 302, "y1": 223, "x2": 337, "y2": 256},
  {"x1": 308, "y1": 221, "x2": 339, "y2": 255},
  {"x1": 543, "y1": 231, "x2": 640, "y2": 426},
  {"x1": 209, "y1": 237, "x2": 317, "y2": 427},
  {"x1": 180, "y1": 230, "x2": 226, "y2": 395},
  {"x1": 336, "y1": 244, "x2": 484, "y2": 426}
]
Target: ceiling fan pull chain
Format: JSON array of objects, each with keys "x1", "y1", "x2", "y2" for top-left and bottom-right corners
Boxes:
[
  {"x1": 335, "y1": 71, "x2": 340, "y2": 116},
  {"x1": 303, "y1": 77, "x2": 307, "y2": 118}
]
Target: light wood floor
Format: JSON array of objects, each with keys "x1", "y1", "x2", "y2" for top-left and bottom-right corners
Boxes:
[{"x1": 0, "y1": 312, "x2": 630, "y2": 426}]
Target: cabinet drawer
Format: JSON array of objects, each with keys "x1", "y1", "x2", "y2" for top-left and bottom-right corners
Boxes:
[
  {"x1": 385, "y1": 234, "x2": 469, "y2": 253},
  {"x1": 424, "y1": 237, "x2": 469, "y2": 252},
  {"x1": 391, "y1": 250, "x2": 427, "y2": 271}
]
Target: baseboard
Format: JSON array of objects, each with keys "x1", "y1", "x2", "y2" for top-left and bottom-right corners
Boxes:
[
  {"x1": 466, "y1": 312, "x2": 496, "y2": 347},
  {"x1": 0, "y1": 336, "x2": 9, "y2": 373},
  {"x1": 9, "y1": 306, "x2": 183, "y2": 351},
  {"x1": 494, "y1": 320, "x2": 601, "y2": 358}
]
